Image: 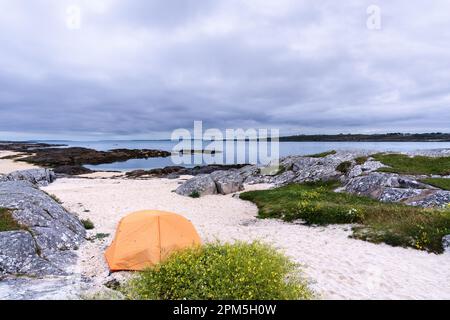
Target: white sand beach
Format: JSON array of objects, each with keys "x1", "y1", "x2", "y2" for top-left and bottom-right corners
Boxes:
[
  {"x1": 0, "y1": 151, "x2": 38, "y2": 174},
  {"x1": 42, "y1": 175, "x2": 450, "y2": 300}
]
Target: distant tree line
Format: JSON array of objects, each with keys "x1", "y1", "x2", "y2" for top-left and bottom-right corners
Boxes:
[{"x1": 279, "y1": 133, "x2": 450, "y2": 142}]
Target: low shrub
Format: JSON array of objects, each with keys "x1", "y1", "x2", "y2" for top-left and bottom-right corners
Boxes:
[
  {"x1": 123, "y1": 241, "x2": 313, "y2": 300},
  {"x1": 81, "y1": 218, "x2": 95, "y2": 230},
  {"x1": 336, "y1": 161, "x2": 352, "y2": 174},
  {"x1": 189, "y1": 191, "x2": 200, "y2": 198}
]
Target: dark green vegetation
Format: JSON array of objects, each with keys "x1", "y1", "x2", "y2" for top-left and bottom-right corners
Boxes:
[
  {"x1": 189, "y1": 191, "x2": 200, "y2": 198},
  {"x1": 355, "y1": 156, "x2": 369, "y2": 165},
  {"x1": 280, "y1": 133, "x2": 450, "y2": 142},
  {"x1": 336, "y1": 161, "x2": 352, "y2": 174},
  {"x1": 123, "y1": 242, "x2": 313, "y2": 300},
  {"x1": 306, "y1": 150, "x2": 337, "y2": 158},
  {"x1": 421, "y1": 178, "x2": 450, "y2": 191},
  {"x1": 373, "y1": 153, "x2": 450, "y2": 175},
  {"x1": 240, "y1": 182, "x2": 450, "y2": 253},
  {"x1": 92, "y1": 233, "x2": 110, "y2": 241},
  {"x1": 0, "y1": 208, "x2": 22, "y2": 232},
  {"x1": 81, "y1": 218, "x2": 95, "y2": 230}
]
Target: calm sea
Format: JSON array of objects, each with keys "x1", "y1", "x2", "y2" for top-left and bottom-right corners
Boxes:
[{"x1": 38, "y1": 140, "x2": 450, "y2": 172}]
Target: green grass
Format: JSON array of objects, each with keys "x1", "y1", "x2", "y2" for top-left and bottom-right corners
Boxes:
[
  {"x1": 123, "y1": 241, "x2": 313, "y2": 300},
  {"x1": 421, "y1": 178, "x2": 450, "y2": 191},
  {"x1": 240, "y1": 182, "x2": 450, "y2": 253},
  {"x1": 0, "y1": 208, "x2": 23, "y2": 232},
  {"x1": 306, "y1": 150, "x2": 337, "y2": 158},
  {"x1": 81, "y1": 218, "x2": 95, "y2": 230},
  {"x1": 373, "y1": 153, "x2": 450, "y2": 175}
]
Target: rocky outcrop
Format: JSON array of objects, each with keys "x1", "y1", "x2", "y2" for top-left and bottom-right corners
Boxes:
[
  {"x1": 341, "y1": 172, "x2": 450, "y2": 207},
  {"x1": 53, "y1": 165, "x2": 94, "y2": 176},
  {"x1": 175, "y1": 175, "x2": 218, "y2": 197},
  {"x1": 0, "y1": 231, "x2": 62, "y2": 276},
  {"x1": 18, "y1": 147, "x2": 171, "y2": 167},
  {"x1": 175, "y1": 149, "x2": 450, "y2": 209},
  {"x1": 0, "y1": 180, "x2": 86, "y2": 277},
  {"x1": 125, "y1": 164, "x2": 248, "y2": 179},
  {"x1": 342, "y1": 173, "x2": 429, "y2": 199},
  {"x1": 0, "y1": 169, "x2": 56, "y2": 186}
]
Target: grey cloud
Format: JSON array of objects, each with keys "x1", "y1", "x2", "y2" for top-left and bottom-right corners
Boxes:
[{"x1": 0, "y1": 0, "x2": 450, "y2": 139}]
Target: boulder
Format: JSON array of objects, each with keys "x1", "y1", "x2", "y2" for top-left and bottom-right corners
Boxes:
[
  {"x1": 343, "y1": 173, "x2": 427, "y2": 199},
  {"x1": 210, "y1": 170, "x2": 244, "y2": 195},
  {"x1": 1, "y1": 169, "x2": 56, "y2": 186},
  {"x1": 175, "y1": 175, "x2": 217, "y2": 197},
  {"x1": 0, "y1": 181, "x2": 86, "y2": 277}
]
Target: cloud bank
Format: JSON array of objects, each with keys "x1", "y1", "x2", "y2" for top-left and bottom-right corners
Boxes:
[{"x1": 0, "y1": 0, "x2": 449, "y2": 139}]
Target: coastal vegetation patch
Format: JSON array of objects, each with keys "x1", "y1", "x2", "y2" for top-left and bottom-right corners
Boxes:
[
  {"x1": 306, "y1": 150, "x2": 337, "y2": 158},
  {"x1": 0, "y1": 208, "x2": 22, "y2": 232},
  {"x1": 373, "y1": 153, "x2": 450, "y2": 175},
  {"x1": 240, "y1": 182, "x2": 450, "y2": 253},
  {"x1": 123, "y1": 241, "x2": 313, "y2": 300},
  {"x1": 81, "y1": 218, "x2": 95, "y2": 230},
  {"x1": 421, "y1": 178, "x2": 450, "y2": 191},
  {"x1": 336, "y1": 161, "x2": 352, "y2": 174}
]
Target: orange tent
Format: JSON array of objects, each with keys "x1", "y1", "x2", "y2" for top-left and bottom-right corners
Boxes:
[{"x1": 105, "y1": 210, "x2": 201, "y2": 271}]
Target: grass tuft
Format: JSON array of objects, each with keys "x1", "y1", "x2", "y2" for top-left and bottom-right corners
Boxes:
[
  {"x1": 240, "y1": 182, "x2": 450, "y2": 253},
  {"x1": 0, "y1": 208, "x2": 23, "y2": 232},
  {"x1": 122, "y1": 241, "x2": 313, "y2": 300}
]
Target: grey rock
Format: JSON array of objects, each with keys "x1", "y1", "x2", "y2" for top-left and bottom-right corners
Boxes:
[
  {"x1": 175, "y1": 174, "x2": 218, "y2": 197},
  {"x1": 0, "y1": 276, "x2": 82, "y2": 300},
  {"x1": 405, "y1": 190, "x2": 450, "y2": 208},
  {"x1": 210, "y1": 170, "x2": 244, "y2": 195},
  {"x1": 378, "y1": 188, "x2": 429, "y2": 203},
  {"x1": 344, "y1": 172, "x2": 450, "y2": 207},
  {"x1": 0, "y1": 169, "x2": 56, "y2": 186},
  {"x1": 0, "y1": 231, "x2": 63, "y2": 277},
  {"x1": 348, "y1": 160, "x2": 385, "y2": 178},
  {"x1": 343, "y1": 173, "x2": 427, "y2": 199},
  {"x1": 0, "y1": 180, "x2": 86, "y2": 277},
  {"x1": 443, "y1": 235, "x2": 450, "y2": 255}
]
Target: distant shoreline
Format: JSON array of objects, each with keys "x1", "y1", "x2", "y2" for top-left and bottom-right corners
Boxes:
[{"x1": 279, "y1": 133, "x2": 450, "y2": 142}]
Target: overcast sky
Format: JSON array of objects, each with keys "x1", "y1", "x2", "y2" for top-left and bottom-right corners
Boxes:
[{"x1": 0, "y1": 0, "x2": 449, "y2": 140}]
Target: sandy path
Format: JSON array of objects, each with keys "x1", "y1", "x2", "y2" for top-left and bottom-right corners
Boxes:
[
  {"x1": 0, "y1": 151, "x2": 38, "y2": 174},
  {"x1": 42, "y1": 177, "x2": 450, "y2": 300}
]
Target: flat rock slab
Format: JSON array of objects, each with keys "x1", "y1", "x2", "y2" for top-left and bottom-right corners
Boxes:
[{"x1": 0, "y1": 276, "x2": 82, "y2": 300}]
